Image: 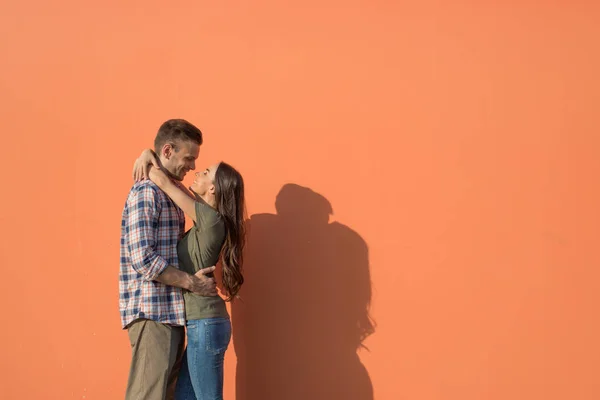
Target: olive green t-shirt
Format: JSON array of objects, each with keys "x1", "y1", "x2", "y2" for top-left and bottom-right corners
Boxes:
[{"x1": 177, "y1": 199, "x2": 228, "y2": 320}]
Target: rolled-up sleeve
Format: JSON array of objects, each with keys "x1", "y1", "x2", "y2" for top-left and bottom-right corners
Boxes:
[{"x1": 126, "y1": 185, "x2": 169, "y2": 281}]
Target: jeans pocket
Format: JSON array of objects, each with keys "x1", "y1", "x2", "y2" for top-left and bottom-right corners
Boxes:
[
  {"x1": 204, "y1": 318, "x2": 231, "y2": 355},
  {"x1": 186, "y1": 321, "x2": 199, "y2": 347}
]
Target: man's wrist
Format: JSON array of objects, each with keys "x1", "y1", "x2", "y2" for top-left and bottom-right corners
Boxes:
[{"x1": 182, "y1": 273, "x2": 194, "y2": 291}]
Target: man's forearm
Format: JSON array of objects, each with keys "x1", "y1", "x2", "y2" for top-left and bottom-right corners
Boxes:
[
  {"x1": 154, "y1": 266, "x2": 193, "y2": 290},
  {"x1": 155, "y1": 265, "x2": 218, "y2": 297}
]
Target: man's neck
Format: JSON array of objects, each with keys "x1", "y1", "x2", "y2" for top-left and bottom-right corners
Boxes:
[
  {"x1": 157, "y1": 158, "x2": 179, "y2": 182},
  {"x1": 171, "y1": 179, "x2": 195, "y2": 199}
]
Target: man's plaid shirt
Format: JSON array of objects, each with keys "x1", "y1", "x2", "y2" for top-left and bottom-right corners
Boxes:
[{"x1": 119, "y1": 180, "x2": 186, "y2": 329}]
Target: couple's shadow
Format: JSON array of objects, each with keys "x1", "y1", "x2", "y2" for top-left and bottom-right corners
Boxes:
[{"x1": 231, "y1": 183, "x2": 375, "y2": 400}]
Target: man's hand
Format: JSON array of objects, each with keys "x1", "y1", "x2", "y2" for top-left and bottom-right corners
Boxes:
[
  {"x1": 133, "y1": 149, "x2": 160, "y2": 182},
  {"x1": 154, "y1": 265, "x2": 217, "y2": 296},
  {"x1": 188, "y1": 266, "x2": 218, "y2": 296}
]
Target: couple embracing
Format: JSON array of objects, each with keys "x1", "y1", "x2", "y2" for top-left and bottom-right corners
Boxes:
[{"x1": 119, "y1": 119, "x2": 245, "y2": 400}]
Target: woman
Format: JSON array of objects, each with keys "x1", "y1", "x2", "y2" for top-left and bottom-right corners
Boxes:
[{"x1": 133, "y1": 149, "x2": 246, "y2": 400}]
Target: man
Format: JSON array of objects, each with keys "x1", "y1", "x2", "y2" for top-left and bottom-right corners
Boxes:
[{"x1": 119, "y1": 119, "x2": 217, "y2": 400}]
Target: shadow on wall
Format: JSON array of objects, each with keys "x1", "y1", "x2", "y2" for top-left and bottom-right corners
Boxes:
[{"x1": 232, "y1": 183, "x2": 375, "y2": 400}]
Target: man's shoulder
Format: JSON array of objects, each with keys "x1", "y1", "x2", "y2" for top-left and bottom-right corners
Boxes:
[
  {"x1": 128, "y1": 180, "x2": 182, "y2": 213},
  {"x1": 129, "y1": 180, "x2": 162, "y2": 195},
  {"x1": 126, "y1": 180, "x2": 165, "y2": 206}
]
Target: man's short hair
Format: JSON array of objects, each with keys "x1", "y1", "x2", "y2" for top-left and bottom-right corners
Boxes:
[{"x1": 154, "y1": 119, "x2": 203, "y2": 152}]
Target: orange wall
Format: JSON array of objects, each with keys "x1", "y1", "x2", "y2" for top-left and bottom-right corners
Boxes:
[{"x1": 1, "y1": 1, "x2": 599, "y2": 399}]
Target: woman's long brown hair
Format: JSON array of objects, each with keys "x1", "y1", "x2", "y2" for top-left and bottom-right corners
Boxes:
[{"x1": 214, "y1": 162, "x2": 246, "y2": 301}]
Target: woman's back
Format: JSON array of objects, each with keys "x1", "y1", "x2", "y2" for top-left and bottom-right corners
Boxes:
[{"x1": 177, "y1": 199, "x2": 228, "y2": 319}]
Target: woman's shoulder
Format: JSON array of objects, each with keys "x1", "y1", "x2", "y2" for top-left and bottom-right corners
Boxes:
[
  {"x1": 195, "y1": 199, "x2": 220, "y2": 221},
  {"x1": 191, "y1": 200, "x2": 224, "y2": 238}
]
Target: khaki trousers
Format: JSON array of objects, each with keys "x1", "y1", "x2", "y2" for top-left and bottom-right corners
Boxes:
[{"x1": 125, "y1": 319, "x2": 185, "y2": 400}]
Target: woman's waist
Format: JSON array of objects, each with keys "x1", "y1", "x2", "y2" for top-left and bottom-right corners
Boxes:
[{"x1": 184, "y1": 292, "x2": 227, "y2": 317}]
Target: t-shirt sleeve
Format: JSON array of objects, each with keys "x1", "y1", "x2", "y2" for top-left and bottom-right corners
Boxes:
[{"x1": 194, "y1": 200, "x2": 220, "y2": 232}]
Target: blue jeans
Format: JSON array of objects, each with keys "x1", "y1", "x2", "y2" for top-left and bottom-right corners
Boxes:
[{"x1": 175, "y1": 317, "x2": 232, "y2": 400}]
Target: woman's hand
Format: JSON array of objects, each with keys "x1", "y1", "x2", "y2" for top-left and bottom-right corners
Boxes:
[{"x1": 132, "y1": 149, "x2": 160, "y2": 182}]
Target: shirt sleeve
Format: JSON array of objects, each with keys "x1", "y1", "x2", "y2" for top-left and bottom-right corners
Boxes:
[
  {"x1": 194, "y1": 199, "x2": 220, "y2": 231},
  {"x1": 126, "y1": 184, "x2": 170, "y2": 281}
]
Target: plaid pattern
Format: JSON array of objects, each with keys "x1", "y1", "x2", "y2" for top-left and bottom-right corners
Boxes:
[{"x1": 119, "y1": 180, "x2": 186, "y2": 329}]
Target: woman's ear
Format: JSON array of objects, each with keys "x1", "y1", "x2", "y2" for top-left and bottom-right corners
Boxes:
[{"x1": 209, "y1": 184, "x2": 216, "y2": 195}]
